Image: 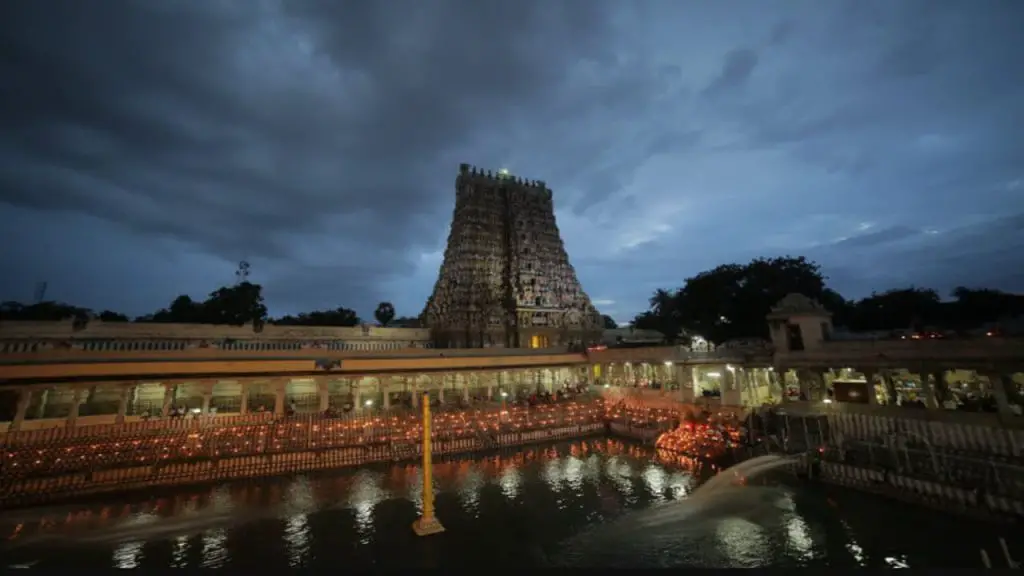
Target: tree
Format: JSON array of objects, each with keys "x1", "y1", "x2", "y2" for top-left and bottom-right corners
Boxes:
[
  {"x1": 203, "y1": 282, "x2": 268, "y2": 326},
  {"x1": 98, "y1": 310, "x2": 129, "y2": 322},
  {"x1": 601, "y1": 314, "x2": 618, "y2": 329},
  {"x1": 391, "y1": 316, "x2": 422, "y2": 328},
  {"x1": 374, "y1": 302, "x2": 396, "y2": 326},
  {"x1": 137, "y1": 283, "x2": 268, "y2": 326},
  {"x1": 945, "y1": 287, "x2": 1024, "y2": 331},
  {"x1": 847, "y1": 287, "x2": 941, "y2": 332},
  {"x1": 632, "y1": 309, "x2": 681, "y2": 341},
  {"x1": 647, "y1": 256, "x2": 834, "y2": 343},
  {"x1": 140, "y1": 295, "x2": 204, "y2": 323},
  {"x1": 273, "y1": 307, "x2": 360, "y2": 327},
  {"x1": 0, "y1": 301, "x2": 92, "y2": 322}
]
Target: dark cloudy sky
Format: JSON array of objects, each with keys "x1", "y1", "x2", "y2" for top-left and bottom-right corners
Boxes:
[{"x1": 2, "y1": 0, "x2": 1023, "y2": 325}]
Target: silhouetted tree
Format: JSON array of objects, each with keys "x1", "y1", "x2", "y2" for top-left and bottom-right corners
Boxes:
[
  {"x1": 0, "y1": 301, "x2": 92, "y2": 322},
  {"x1": 391, "y1": 316, "x2": 422, "y2": 328},
  {"x1": 601, "y1": 314, "x2": 618, "y2": 329},
  {"x1": 847, "y1": 287, "x2": 941, "y2": 332},
  {"x1": 944, "y1": 287, "x2": 1024, "y2": 331},
  {"x1": 374, "y1": 302, "x2": 396, "y2": 327},
  {"x1": 273, "y1": 307, "x2": 360, "y2": 327},
  {"x1": 669, "y1": 256, "x2": 832, "y2": 343},
  {"x1": 203, "y1": 282, "x2": 268, "y2": 326},
  {"x1": 136, "y1": 283, "x2": 267, "y2": 326},
  {"x1": 140, "y1": 295, "x2": 204, "y2": 323},
  {"x1": 98, "y1": 310, "x2": 129, "y2": 322}
]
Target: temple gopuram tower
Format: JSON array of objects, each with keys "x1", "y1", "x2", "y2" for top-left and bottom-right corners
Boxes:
[{"x1": 423, "y1": 164, "x2": 604, "y2": 349}]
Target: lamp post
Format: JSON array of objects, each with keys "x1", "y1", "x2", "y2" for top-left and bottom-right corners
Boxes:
[{"x1": 412, "y1": 391, "x2": 445, "y2": 536}]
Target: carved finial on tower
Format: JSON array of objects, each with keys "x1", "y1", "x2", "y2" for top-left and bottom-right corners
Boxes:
[{"x1": 460, "y1": 163, "x2": 469, "y2": 174}]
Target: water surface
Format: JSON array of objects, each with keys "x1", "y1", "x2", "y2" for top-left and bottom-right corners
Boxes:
[{"x1": 1, "y1": 439, "x2": 1017, "y2": 569}]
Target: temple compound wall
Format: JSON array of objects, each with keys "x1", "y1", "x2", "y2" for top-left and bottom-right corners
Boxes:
[
  {"x1": 422, "y1": 164, "x2": 603, "y2": 349},
  {"x1": 0, "y1": 320, "x2": 432, "y2": 354}
]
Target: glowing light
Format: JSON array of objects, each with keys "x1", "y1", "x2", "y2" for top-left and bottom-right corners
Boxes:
[{"x1": 112, "y1": 541, "x2": 143, "y2": 569}]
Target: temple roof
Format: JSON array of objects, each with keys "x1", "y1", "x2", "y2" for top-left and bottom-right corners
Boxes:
[{"x1": 766, "y1": 293, "x2": 831, "y2": 319}]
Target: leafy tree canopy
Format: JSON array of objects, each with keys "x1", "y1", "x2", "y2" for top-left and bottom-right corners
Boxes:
[
  {"x1": 0, "y1": 281, "x2": 394, "y2": 329},
  {"x1": 374, "y1": 302, "x2": 396, "y2": 327},
  {"x1": 632, "y1": 255, "x2": 1024, "y2": 343},
  {"x1": 601, "y1": 315, "x2": 618, "y2": 329},
  {"x1": 273, "y1": 307, "x2": 361, "y2": 327}
]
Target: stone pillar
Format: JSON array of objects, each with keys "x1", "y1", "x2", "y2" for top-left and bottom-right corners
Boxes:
[
  {"x1": 34, "y1": 389, "x2": 49, "y2": 420},
  {"x1": 797, "y1": 370, "x2": 812, "y2": 400},
  {"x1": 861, "y1": 369, "x2": 878, "y2": 405},
  {"x1": 115, "y1": 385, "x2": 134, "y2": 424},
  {"x1": 879, "y1": 371, "x2": 899, "y2": 405},
  {"x1": 383, "y1": 389, "x2": 391, "y2": 410},
  {"x1": 412, "y1": 382, "x2": 420, "y2": 408},
  {"x1": 274, "y1": 380, "x2": 287, "y2": 416},
  {"x1": 931, "y1": 369, "x2": 951, "y2": 407},
  {"x1": 768, "y1": 369, "x2": 782, "y2": 402},
  {"x1": 740, "y1": 369, "x2": 755, "y2": 406},
  {"x1": 983, "y1": 371, "x2": 1017, "y2": 418},
  {"x1": 437, "y1": 386, "x2": 445, "y2": 405},
  {"x1": 239, "y1": 381, "x2": 250, "y2": 414},
  {"x1": 200, "y1": 381, "x2": 215, "y2": 414},
  {"x1": 915, "y1": 369, "x2": 937, "y2": 409},
  {"x1": 994, "y1": 372, "x2": 1022, "y2": 405},
  {"x1": 318, "y1": 379, "x2": 330, "y2": 411},
  {"x1": 721, "y1": 369, "x2": 738, "y2": 406},
  {"x1": 161, "y1": 383, "x2": 175, "y2": 418},
  {"x1": 679, "y1": 366, "x2": 694, "y2": 402},
  {"x1": 10, "y1": 388, "x2": 32, "y2": 432},
  {"x1": 66, "y1": 388, "x2": 85, "y2": 428}
]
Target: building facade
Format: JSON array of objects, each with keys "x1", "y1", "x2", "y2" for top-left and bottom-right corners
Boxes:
[
  {"x1": 2, "y1": 293, "x2": 1024, "y2": 432},
  {"x1": 423, "y1": 164, "x2": 603, "y2": 349}
]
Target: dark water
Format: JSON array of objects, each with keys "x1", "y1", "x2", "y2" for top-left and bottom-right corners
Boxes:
[{"x1": 1, "y1": 439, "x2": 1019, "y2": 569}]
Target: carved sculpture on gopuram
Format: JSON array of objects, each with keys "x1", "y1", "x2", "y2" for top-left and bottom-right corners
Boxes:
[{"x1": 422, "y1": 164, "x2": 604, "y2": 349}]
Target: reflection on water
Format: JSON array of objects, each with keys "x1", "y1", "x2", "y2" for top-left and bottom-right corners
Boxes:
[{"x1": 0, "y1": 439, "x2": 1017, "y2": 569}]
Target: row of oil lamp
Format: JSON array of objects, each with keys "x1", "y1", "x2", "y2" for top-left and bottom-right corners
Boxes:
[
  {"x1": 1, "y1": 402, "x2": 606, "y2": 476},
  {"x1": 654, "y1": 422, "x2": 743, "y2": 460}
]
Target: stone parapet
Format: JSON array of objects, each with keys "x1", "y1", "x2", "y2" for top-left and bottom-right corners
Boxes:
[
  {"x1": 776, "y1": 337, "x2": 1024, "y2": 370},
  {"x1": 0, "y1": 320, "x2": 431, "y2": 341}
]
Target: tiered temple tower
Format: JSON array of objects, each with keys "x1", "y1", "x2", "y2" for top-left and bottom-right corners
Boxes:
[{"x1": 423, "y1": 164, "x2": 603, "y2": 349}]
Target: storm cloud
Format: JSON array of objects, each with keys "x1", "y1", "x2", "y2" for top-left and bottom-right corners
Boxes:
[{"x1": 1, "y1": 0, "x2": 1022, "y2": 324}]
